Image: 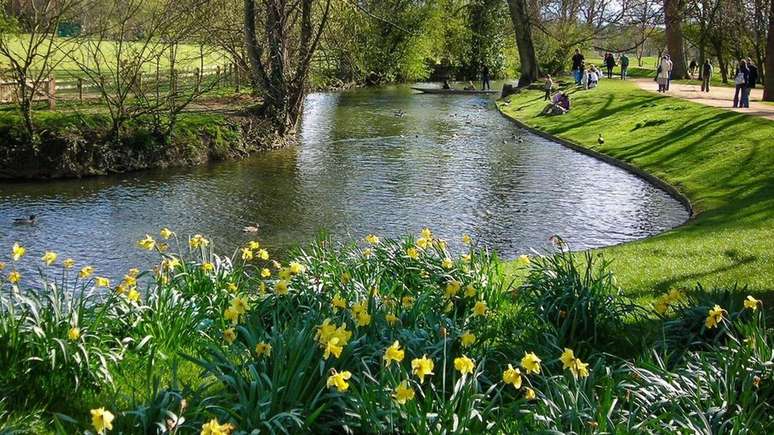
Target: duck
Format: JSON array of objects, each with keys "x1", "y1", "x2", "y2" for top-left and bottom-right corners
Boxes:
[
  {"x1": 598, "y1": 134, "x2": 605, "y2": 145},
  {"x1": 13, "y1": 214, "x2": 36, "y2": 225},
  {"x1": 242, "y1": 224, "x2": 259, "y2": 233}
]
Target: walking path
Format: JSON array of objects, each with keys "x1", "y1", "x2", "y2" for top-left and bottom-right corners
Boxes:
[{"x1": 632, "y1": 78, "x2": 774, "y2": 121}]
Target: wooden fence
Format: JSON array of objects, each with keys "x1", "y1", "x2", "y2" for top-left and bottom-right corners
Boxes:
[{"x1": 0, "y1": 77, "x2": 57, "y2": 108}]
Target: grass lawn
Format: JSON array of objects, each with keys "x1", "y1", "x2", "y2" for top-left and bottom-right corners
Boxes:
[{"x1": 498, "y1": 80, "x2": 774, "y2": 302}]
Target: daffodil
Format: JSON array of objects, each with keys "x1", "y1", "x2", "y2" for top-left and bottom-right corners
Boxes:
[
  {"x1": 200, "y1": 418, "x2": 234, "y2": 435},
  {"x1": 95, "y1": 277, "x2": 110, "y2": 288},
  {"x1": 122, "y1": 274, "x2": 137, "y2": 287},
  {"x1": 411, "y1": 355, "x2": 434, "y2": 383},
  {"x1": 355, "y1": 310, "x2": 371, "y2": 327},
  {"x1": 560, "y1": 348, "x2": 590, "y2": 378},
  {"x1": 326, "y1": 369, "x2": 352, "y2": 392},
  {"x1": 341, "y1": 271, "x2": 351, "y2": 284},
  {"x1": 441, "y1": 257, "x2": 454, "y2": 269},
  {"x1": 11, "y1": 243, "x2": 25, "y2": 261},
  {"x1": 90, "y1": 408, "x2": 114, "y2": 433},
  {"x1": 462, "y1": 234, "x2": 472, "y2": 245},
  {"x1": 406, "y1": 247, "x2": 419, "y2": 259},
  {"x1": 521, "y1": 352, "x2": 541, "y2": 374},
  {"x1": 401, "y1": 295, "x2": 415, "y2": 308},
  {"x1": 241, "y1": 248, "x2": 253, "y2": 261},
  {"x1": 159, "y1": 228, "x2": 173, "y2": 240},
  {"x1": 226, "y1": 282, "x2": 238, "y2": 293},
  {"x1": 516, "y1": 255, "x2": 530, "y2": 267},
  {"x1": 201, "y1": 262, "x2": 215, "y2": 272},
  {"x1": 421, "y1": 227, "x2": 432, "y2": 239},
  {"x1": 137, "y1": 234, "x2": 156, "y2": 250},
  {"x1": 275, "y1": 280, "x2": 289, "y2": 295},
  {"x1": 464, "y1": 284, "x2": 476, "y2": 298},
  {"x1": 189, "y1": 234, "x2": 209, "y2": 248},
  {"x1": 127, "y1": 288, "x2": 140, "y2": 303},
  {"x1": 365, "y1": 234, "x2": 380, "y2": 245},
  {"x1": 393, "y1": 380, "x2": 415, "y2": 404},
  {"x1": 257, "y1": 249, "x2": 269, "y2": 260},
  {"x1": 68, "y1": 327, "x2": 81, "y2": 341},
  {"x1": 331, "y1": 293, "x2": 347, "y2": 312},
  {"x1": 744, "y1": 295, "x2": 762, "y2": 311},
  {"x1": 454, "y1": 355, "x2": 475, "y2": 375},
  {"x1": 0, "y1": 261, "x2": 5, "y2": 271},
  {"x1": 324, "y1": 337, "x2": 343, "y2": 359},
  {"x1": 362, "y1": 248, "x2": 373, "y2": 258},
  {"x1": 524, "y1": 387, "x2": 536, "y2": 400},
  {"x1": 289, "y1": 261, "x2": 305, "y2": 274},
  {"x1": 79, "y1": 266, "x2": 94, "y2": 278},
  {"x1": 255, "y1": 342, "x2": 272, "y2": 358},
  {"x1": 445, "y1": 280, "x2": 461, "y2": 298},
  {"x1": 223, "y1": 328, "x2": 236, "y2": 344},
  {"x1": 386, "y1": 312, "x2": 399, "y2": 326},
  {"x1": 473, "y1": 300, "x2": 488, "y2": 317},
  {"x1": 261, "y1": 268, "x2": 271, "y2": 278},
  {"x1": 502, "y1": 364, "x2": 522, "y2": 389},
  {"x1": 705, "y1": 304, "x2": 726, "y2": 329},
  {"x1": 8, "y1": 271, "x2": 21, "y2": 284},
  {"x1": 416, "y1": 237, "x2": 430, "y2": 249},
  {"x1": 461, "y1": 331, "x2": 476, "y2": 347},
  {"x1": 41, "y1": 251, "x2": 57, "y2": 266},
  {"x1": 383, "y1": 341, "x2": 405, "y2": 366},
  {"x1": 247, "y1": 240, "x2": 260, "y2": 250}
]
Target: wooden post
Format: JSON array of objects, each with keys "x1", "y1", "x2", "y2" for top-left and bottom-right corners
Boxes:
[
  {"x1": 77, "y1": 78, "x2": 83, "y2": 103},
  {"x1": 47, "y1": 76, "x2": 56, "y2": 110}
]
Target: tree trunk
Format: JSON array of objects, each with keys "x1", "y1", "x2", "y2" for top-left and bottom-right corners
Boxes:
[
  {"x1": 764, "y1": 0, "x2": 774, "y2": 100},
  {"x1": 664, "y1": 0, "x2": 688, "y2": 79},
  {"x1": 506, "y1": 0, "x2": 540, "y2": 85}
]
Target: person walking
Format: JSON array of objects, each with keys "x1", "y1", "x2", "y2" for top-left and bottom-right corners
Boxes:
[
  {"x1": 732, "y1": 60, "x2": 750, "y2": 108},
  {"x1": 689, "y1": 59, "x2": 698, "y2": 79},
  {"x1": 619, "y1": 53, "x2": 629, "y2": 80},
  {"x1": 701, "y1": 59, "x2": 713, "y2": 92},
  {"x1": 481, "y1": 65, "x2": 491, "y2": 90},
  {"x1": 605, "y1": 53, "x2": 615, "y2": 79},
  {"x1": 543, "y1": 75, "x2": 553, "y2": 100},
  {"x1": 665, "y1": 54, "x2": 673, "y2": 90},
  {"x1": 657, "y1": 55, "x2": 670, "y2": 92},
  {"x1": 571, "y1": 49, "x2": 584, "y2": 85}
]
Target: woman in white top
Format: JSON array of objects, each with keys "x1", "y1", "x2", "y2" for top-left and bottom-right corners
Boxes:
[{"x1": 657, "y1": 55, "x2": 671, "y2": 92}]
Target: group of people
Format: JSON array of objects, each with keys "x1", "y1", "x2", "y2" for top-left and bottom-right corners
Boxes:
[
  {"x1": 731, "y1": 58, "x2": 759, "y2": 108},
  {"x1": 658, "y1": 54, "x2": 759, "y2": 108},
  {"x1": 571, "y1": 49, "x2": 631, "y2": 87}
]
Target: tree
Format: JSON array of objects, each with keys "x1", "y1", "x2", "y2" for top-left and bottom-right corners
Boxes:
[
  {"x1": 664, "y1": 0, "x2": 688, "y2": 79},
  {"x1": 243, "y1": 0, "x2": 331, "y2": 138},
  {"x1": 506, "y1": 0, "x2": 540, "y2": 85},
  {"x1": 765, "y1": 0, "x2": 774, "y2": 100}
]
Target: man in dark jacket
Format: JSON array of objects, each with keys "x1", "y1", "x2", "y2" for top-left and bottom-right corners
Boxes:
[
  {"x1": 746, "y1": 58, "x2": 758, "y2": 88},
  {"x1": 605, "y1": 53, "x2": 615, "y2": 79},
  {"x1": 571, "y1": 49, "x2": 584, "y2": 85}
]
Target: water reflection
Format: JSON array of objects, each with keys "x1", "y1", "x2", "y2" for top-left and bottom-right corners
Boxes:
[{"x1": 0, "y1": 84, "x2": 688, "y2": 278}]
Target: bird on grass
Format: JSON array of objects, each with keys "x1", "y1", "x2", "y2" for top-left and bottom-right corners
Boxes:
[
  {"x1": 242, "y1": 224, "x2": 259, "y2": 233},
  {"x1": 14, "y1": 214, "x2": 36, "y2": 225},
  {"x1": 598, "y1": 134, "x2": 605, "y2": 145}
]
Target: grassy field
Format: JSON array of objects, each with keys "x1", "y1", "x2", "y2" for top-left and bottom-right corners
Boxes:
[
  {"x1": 0, "y1": 36, "x2": 229, "y2": 79},
  {"x1": 498, "y1": 80, "x2": 774, "y2": 301}
]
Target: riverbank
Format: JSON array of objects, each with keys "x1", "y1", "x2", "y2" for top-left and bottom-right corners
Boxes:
[
  {"x1": 498, "y1": 79, "x2": 774, "y2": 299},
  {"x1": 0, "y1": 101, "x2": 279, "y2": 179}
]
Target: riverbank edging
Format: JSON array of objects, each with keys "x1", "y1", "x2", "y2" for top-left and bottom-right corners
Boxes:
[{"x1": 495, "y1": 101, "x2": 695, "y2": 220}]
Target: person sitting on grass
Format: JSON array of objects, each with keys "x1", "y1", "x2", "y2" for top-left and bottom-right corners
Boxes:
[
  {"x1": 464, "y1": 80, "x2": 476, "y2": 91},
  {"x1": 541, "y1": 92, "x2": 570, "y2": 116},
  {"x1": 587, "y1": 66, "x2": 599, "y2": 89},
  {"x1": 544, "y1": 75, "x2": 554, "y2": 100}
]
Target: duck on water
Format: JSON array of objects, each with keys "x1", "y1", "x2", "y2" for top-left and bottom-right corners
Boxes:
[{"x1": 13, "y1": 214, "x2": 36, "y2": 225}]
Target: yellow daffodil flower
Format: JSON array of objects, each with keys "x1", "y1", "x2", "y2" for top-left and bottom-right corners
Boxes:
[
  {"x1": 744, "y1": 295, "x2": 762, "y2": 311},
  {"x1": 231, "y1": 296, "x2": 249, "y2": 314},
  {"x1": 406, "y1": 247, "x2": 419, "y2": 259},
  {"x1": 261, "y1": 268, "x2": 271, "y2": 278},
  {"x1": 227, "y1": 282, "x2": 238, "y2": 293},
  {"x1": 464, "y1": 284, "x2": 476, "y2": 298},
  {"x1": 502, "y1": 364, "x2": 522, "y2": 389},
  {"x1": 393, "y1": 380, "x2": 415, "y2": 404},
  {"x1": 411, "y1": 355, "x2": 434, "y2": 383},
  {"x1": 331, "y1": 293, "x2": 347, "y2": 312},
  {"x1": 247, "y1": 240, "x2": 260, "y2": 250},
  {"x1": 200, "y1": 418, "x2": 234, "y2": 435},
  {"x1": 560, "y1": 348, "x2": 590, "y2": 378},
  {"x1": 362, "y1": 248, "x2": 373, "y2": 258},
  {"x1": 324, "y1": 337, "x2": 343, "y2": 359},
  {"x1": 705, "y1": 304, "x2": 726, "y2": 329},
  {"x1": 90, "y1": 407, "x2": 114, "y2": 433},
  {"x1": 445, "y1": 280, "x2": 461, "y2": 298},
  {"x1": 521, "y1": 352, "x2": 542, "y2": 374},
  {"x1": 159, "y1": 228, "x2": 173, "y2": 240},
  {"x1": 79, "y1": 266, "x2": 94, "y2": 278},
  {"x1": 421, "y1": 228, "x2": 432, "y2": 239},
  {"x1": 41, "y1": 251, "x2": 57, "y2": 266},
  {"x1": 201, "y1": 262, "x2": 215, "y2": 272},
  {"x1": 524, "y1": 387, "x2": 536, "y2": 400},
  {"x1": 8, "y1": 271, "x2": 21, "y2": 284},
  {"x1": 461, "y1": 331, "x2": 476, "y2": 347},
  {"x1": 289, "y1": 261, "x2": 305, "y2": 274},
  {"x1": 454, "y1": 355, "x2": 475, "y2": 375},
  {"x1": 137, "y1": 235, "x2": 156, "y2": 250},
  {"x1": 0, "y1": 261, "x2": 5, "y2": 271},
  {"x1": 326, "y1": 369, "x2": 352, "y2": 392},
  {"x1": 255, "y1": 342, "x2": 272, "y2": 358},
  {"x1": 462, "y1": 234, "x2": 472, "y2": 245},
  {"x1": 275, "y1": 280, "x2": 289, "y2": 295},
  {"x1": 224, "y1": 306, "x2": 240, "y2": 324},
  {"x1": 416, "y1": 237, "x2": 430, "y2": 249},
  {"x1": 127, "y1": 289, "x2": 140, "y2": 303},
  {"x1": 189, "y1": 234, "x2": 209, "y2": 249},
  {"x1": 355, "y1": 311, "x2": 371, "y2": 327},
  {"x1": 95, "y1": 277, "x2": 110, "y2": 288},
  {"x1": 365, "y1": 234, "x2": 380, "y2": 245},
  {"x1": 383, "y1": 341, "x2": 405, "y2": 366},
  {"x1": 386, "y1": 312, "x2": 399, "y2": 326},
  {"x1": 401, "y1": 295, "x2": 415, "y2": 308},
  {"x1": 11, "y1": 243, "x2": 25, "y2": 261},
  {"x1": 341, "y1": 271, "x2": 351, "y2": 284},
  {"x1": 68, "y1": 327, "x2": 81, "y2": 341},
  {"x1": 241, "y1": 248, "x2": 253, "y2": 261},
  {"x1": 473, "y1": 300, "x2": 488, "y2": 317},
  {"x1": 516, "y1": 255, "x2": 530, "y2": 267},
  {"x1": 223, "y1": 328, "x2": 236, "y2": 344},
  {"x1": 257, "y1": 249, "x2": 270, "y2": 260},
  {"x1": 441, "y1": 257, "x2": 454, "y2": 269}
]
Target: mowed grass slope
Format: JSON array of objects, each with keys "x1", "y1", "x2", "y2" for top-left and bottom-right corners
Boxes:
[{"x1": 498, "y1": 79, "x2": 774, "y2": 298}]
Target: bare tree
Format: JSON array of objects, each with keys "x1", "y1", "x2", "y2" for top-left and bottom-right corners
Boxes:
[
  {"x1": 244, "y1": 0, "x2": 332, "y2": 138},
  {"x1": 0, "y1": 0, "x2": 82, "y2": 140}
]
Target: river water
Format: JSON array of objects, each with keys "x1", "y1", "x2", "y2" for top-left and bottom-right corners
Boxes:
[{"x1": 0, "y1": 84, "x2": 688, "y2": 278}]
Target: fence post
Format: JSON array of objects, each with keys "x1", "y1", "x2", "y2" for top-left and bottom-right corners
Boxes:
[
  {"x1": 47, "y1": 76, "x2": 56, "y2": 110},
  {"x1": 77, "y1": 78, "x2": 83, "y2": 103}
]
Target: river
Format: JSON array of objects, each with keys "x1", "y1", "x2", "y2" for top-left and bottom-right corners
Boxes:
[{"x1": 0, "y1": 84, "x2": 689, "y2": 278}]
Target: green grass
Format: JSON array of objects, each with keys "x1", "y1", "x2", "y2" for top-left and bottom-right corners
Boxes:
[{"x1": 498, "y1": 80, "x2": 774, "y2": 300}]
